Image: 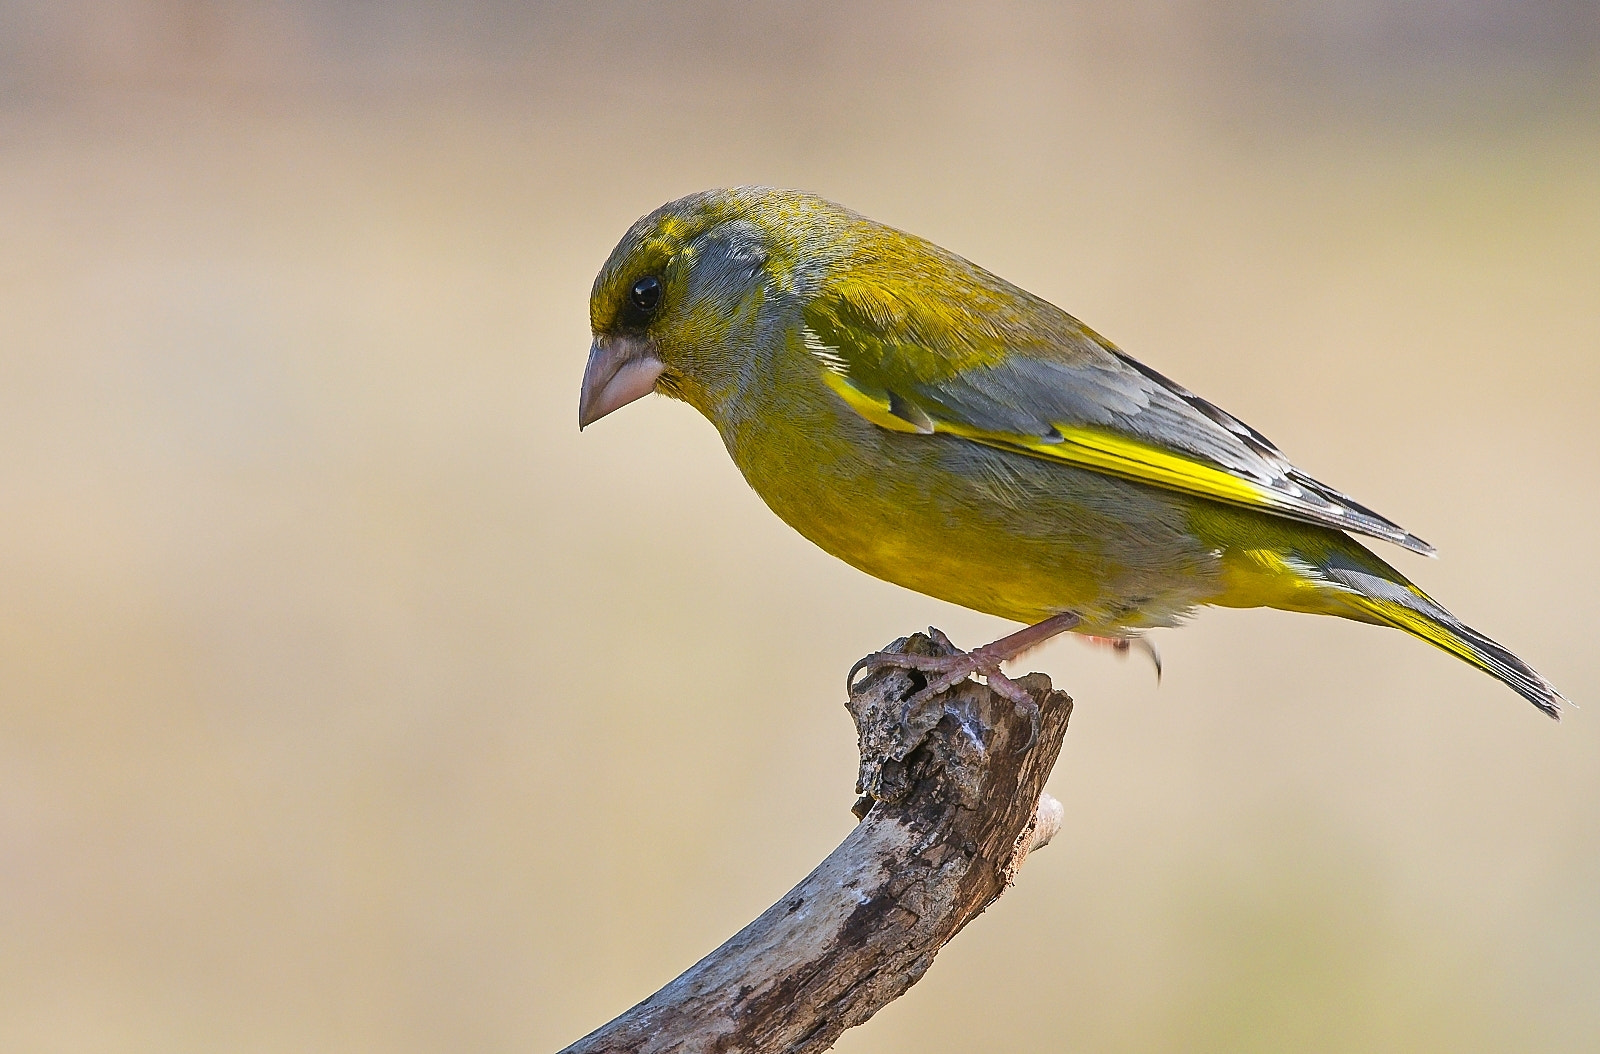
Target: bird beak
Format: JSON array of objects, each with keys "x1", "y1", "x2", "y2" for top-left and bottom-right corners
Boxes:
[{"x1": 578, "y1": 334, "x2": 666, "y2": 429}]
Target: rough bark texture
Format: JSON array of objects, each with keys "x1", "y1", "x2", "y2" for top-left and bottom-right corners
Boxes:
[{"x1": 558, "y1": 631, "x2": 1074, "y2": 1054}]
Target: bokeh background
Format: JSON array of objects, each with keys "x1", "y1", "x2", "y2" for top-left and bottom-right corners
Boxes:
[{"x1": 2, "y1": 2, "x2": 1598, "y2": 1050}]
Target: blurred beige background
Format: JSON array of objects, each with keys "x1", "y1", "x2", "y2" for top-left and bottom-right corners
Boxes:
[{"x1": 1, "y1": 2, "x2": 1597, "y2": 1051}]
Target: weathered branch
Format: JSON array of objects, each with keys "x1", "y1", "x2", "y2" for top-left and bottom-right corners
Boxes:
[{"x1": 559, "y1": 631, "x2": 1074, "y2": 1054}]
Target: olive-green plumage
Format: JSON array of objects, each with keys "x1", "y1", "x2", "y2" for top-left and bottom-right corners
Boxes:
[{"x1": 581, "y1": 186, "x2": 1564, "y2": 717}]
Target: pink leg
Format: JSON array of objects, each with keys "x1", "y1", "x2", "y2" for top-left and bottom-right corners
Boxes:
[{"x1": 848, "y1": 612, "x2": 1082, "y2": 750}]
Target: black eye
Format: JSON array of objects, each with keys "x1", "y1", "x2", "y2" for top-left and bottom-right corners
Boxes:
[{"x1": 630, "y1": 275, "x2": 662, "y2": 313}]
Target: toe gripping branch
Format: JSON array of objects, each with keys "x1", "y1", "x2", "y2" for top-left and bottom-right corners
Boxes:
[
  {"x1": 848, "y1": 612, "x2": 1082, "y2": 768},
  {"x1": 846, "y1": 630, "x2": 1071, "y2": 819}
]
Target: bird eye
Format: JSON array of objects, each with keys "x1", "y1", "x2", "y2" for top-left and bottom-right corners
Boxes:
[{"x1": 630, "y1": 276, "x2": 662, "y2": 313}]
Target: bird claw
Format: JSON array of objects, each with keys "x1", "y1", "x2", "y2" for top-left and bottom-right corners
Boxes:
[
  {"x1": 1082, "y1": 633, "x2": 1163, "y2": 682},
  {"x1": 988, "y1": 673, "x2": 1041, "y2": 753},
  {"x1": 848, "y1": 635, "x2": 1040, "y2": 754}
]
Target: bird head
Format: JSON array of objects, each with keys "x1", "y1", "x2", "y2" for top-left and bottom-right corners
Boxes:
[{"x1": 580, "y1": 187, "x2": 845, "y2": 428}]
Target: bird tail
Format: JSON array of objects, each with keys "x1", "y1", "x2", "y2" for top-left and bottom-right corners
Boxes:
[{"x1": 1298, "y1": 549, "x2": 1565, "y2": 720}]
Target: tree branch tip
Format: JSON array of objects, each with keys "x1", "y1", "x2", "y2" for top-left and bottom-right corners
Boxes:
[{"x1": 1030, "y1": 792, "x2": 1064, "y2": 853}]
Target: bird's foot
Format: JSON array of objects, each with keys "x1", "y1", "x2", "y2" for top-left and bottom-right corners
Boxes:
[
  {"x1": 848, "y1": 613, "x2": 1081, "y2": 753},
  {"x1": 1081, "y1": 634, "x2": 1163, "y2": 682}
]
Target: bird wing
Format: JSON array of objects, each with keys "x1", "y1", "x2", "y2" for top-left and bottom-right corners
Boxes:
[{"x1": 800, "y1": 274, "x2": 1435, "y2": 556}]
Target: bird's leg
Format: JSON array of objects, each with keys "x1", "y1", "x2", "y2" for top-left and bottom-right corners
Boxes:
[
  {"x1": 1080, "y1": 634, "x2": 1163, "y2": 682},
  {"x1": 848, "y1": 612, "x2": 1082, "y2": 751}
]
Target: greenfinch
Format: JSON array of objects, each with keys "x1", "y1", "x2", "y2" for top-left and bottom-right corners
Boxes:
[{"x1": 580, "y1": 187, "x2": 1563, "y2": 719}]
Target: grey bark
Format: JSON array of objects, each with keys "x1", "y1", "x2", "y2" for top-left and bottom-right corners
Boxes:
[{"x1": 559, "y1": 630, "x2": 1074, "y2": 1053}]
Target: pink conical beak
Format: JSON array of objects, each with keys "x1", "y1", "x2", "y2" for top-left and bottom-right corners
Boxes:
[{"x1": 579, "y1": 334, "x2": 666, "y2": 429}]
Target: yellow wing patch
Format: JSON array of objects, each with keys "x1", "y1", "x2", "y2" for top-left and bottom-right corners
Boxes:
[
  {"x1": 996, "y1": 425, "x2": 1266, "y2": 507},
  {"x1": 819, "y1": 370, "x2": 932, "y2": 434}
]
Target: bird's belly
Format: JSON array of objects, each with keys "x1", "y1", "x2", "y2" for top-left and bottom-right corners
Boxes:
[{"x1": 724, "y1": 406, "x2": 1222, "y2": 631}]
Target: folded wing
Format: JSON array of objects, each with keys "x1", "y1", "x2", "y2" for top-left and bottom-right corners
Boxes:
[{"x1": 801, "y1": 278, "x2": 1434, "y2": 557}]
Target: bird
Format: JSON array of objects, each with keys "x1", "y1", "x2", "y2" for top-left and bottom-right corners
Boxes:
[{"x1": 579, "y1": 186, "x2": 1564, "y2": 722}]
